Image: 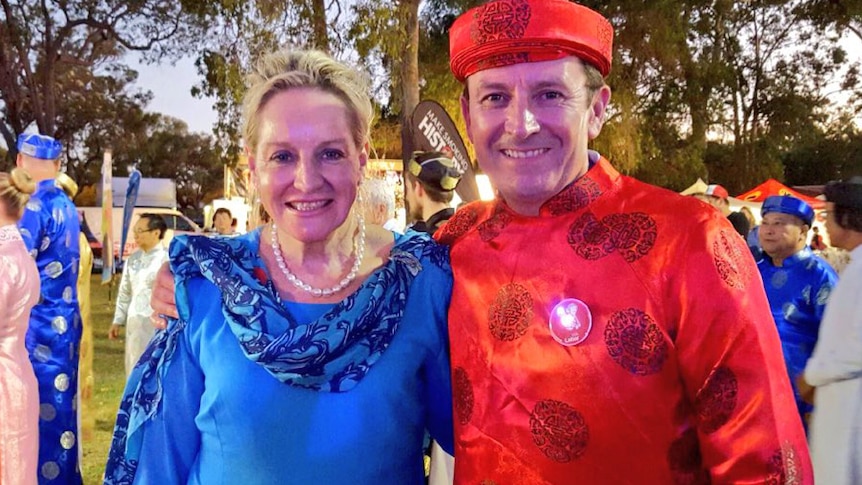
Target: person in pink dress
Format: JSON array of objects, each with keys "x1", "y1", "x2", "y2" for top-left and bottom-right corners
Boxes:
[{"x1": 0, "y1": 167, "x2": 41, "y2": 485}]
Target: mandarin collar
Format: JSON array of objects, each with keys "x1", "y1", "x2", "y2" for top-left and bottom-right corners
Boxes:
[
  {"x1": 37, "y1": 179, "x2": 59, "y2": 192},
  {"x1": 764, "y1": 247, "x2": 814, "y2": 268},
  {"x1": 493, "y1": 151, "x2": 619, "y2": 218}
]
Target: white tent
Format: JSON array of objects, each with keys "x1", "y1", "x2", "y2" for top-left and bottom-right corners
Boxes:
[{"x1": 680, "y1": 178, "x2": 709, "y2": 196}]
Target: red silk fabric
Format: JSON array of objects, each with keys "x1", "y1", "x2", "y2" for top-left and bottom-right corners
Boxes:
[
  {"x1": 438, "y1": 158, "x2": 812, "y2": 484},
  {"x1": 449, "y1": 0, "x2": 614, "y2": 82}
]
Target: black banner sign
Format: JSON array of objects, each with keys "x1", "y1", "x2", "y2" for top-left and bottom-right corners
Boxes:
[{"x1": 409, "y1": 100, "x2": 480, "y2": 202}]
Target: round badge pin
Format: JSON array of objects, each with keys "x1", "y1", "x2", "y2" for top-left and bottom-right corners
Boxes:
[{"x1": 549, "y1": 298, "x2": 592, "y2": 346}]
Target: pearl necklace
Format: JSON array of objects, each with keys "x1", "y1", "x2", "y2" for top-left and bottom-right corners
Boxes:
[{"x1": 269, "y1": 213, "x2": 366, "y2": 297}]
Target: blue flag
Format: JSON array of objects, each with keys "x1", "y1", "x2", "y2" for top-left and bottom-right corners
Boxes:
[{"x1": 119, "y1": 168, "x2": 142, "y2": 264}]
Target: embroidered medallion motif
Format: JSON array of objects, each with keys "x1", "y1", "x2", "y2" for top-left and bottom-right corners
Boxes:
[
  {"x1": 667, "y1": 429, "x2": 711, "y2": 485},
  {"x1": 529, "y1": 399, "x2": 589, "y2": 463},
  {"x1": 488, "y1": 283, "x2": 534, "y2": 341},
  {"x1": 568, "y1": 212, "x2": 657, "y2": 262},
  {"x1": 604, "y1": 308, "x2": 668, "y2": 376},
  {"x1": 471, "y1": 0, "x2": 531, "y2": 45},
  {"x1": 477, "y1": 203, "x2": 512, "y2": 242},
  {"x1": 437, "y1": 206, "x2": 479, "y2": 246},
  {"x1": 713, "y1": 228, "x2": 752, "y2": 290},
  {"x1": 694, "y1": 367, "x2": 738, "y2": 434},
  {"x1": 546, "y1": 178, "x2": 601, "y2": 216}
]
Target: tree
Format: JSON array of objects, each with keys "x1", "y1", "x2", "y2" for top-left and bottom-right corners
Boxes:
[
  {"x1": 73, "y1": 114, "x2": 223, "y2": 217},
  {"x1": 416, "y1": 0, "x2": 482, "y2": 162},
  {"x1": 0, "y1": 0, "x2": 202, "y2": 159},
  {"x1": 123, "y1": 117, "x2": 223, "y2": 216},
  {"x1": 189, "y1": 0, "x2": 347, "y2": 161},
  {"x1": 576, "y1": 0, "x2": 857, "y2": 192},
  {"x1": 783, "y1": 114, "x2": 862, "y2": 185},
  {"x1": 800, "y1": 0, "x2": 862, "y2": 41},
  {"x1": 55, "y1": 67, "x2": 155, "y2": 184}
]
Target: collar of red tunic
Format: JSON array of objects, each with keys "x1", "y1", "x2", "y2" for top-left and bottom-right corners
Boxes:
[{"x1": 435, "y1": 152, "x2": 622, "y2": 246}]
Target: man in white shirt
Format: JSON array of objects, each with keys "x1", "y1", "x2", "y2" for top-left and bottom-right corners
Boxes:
[
  {"x1": 109, "y1": 213, "x2": 169, "y2": 376},
  {"x1": 801, "y1": 176, "x2": 862, "y2": 485}
]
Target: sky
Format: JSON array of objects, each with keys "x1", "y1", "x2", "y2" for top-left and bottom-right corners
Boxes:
[{"x1": 130, "y1": 53, "x2": 218, "y2": 135}]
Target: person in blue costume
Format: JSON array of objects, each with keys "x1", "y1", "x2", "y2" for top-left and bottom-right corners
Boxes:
[
  {"x1": 15, "y1": 133, "x2": 83, "y2": 484},
  {"x1": 757, "y1": 195, "x2": 837, "y2": 429},
  {"x1": 103, "y1": 48, "x2": 454, "y2": 485}
]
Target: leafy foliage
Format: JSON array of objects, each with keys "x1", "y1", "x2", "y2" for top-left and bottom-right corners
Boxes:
[
  {"x1": 0, "y1": 0, "x2": 203, "y2": 154},
  {"x1": 5, "y1": 0, "x2": 862, "y2": 217}
]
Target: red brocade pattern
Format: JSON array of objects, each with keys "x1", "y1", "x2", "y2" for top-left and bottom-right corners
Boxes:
[
  {"x1": 713, "y1": 227, "x2": 754, "y2": 290},
  {"x1": 453, "y1": 367, "x2": 474, "y2": 426},
  {"x1": 436, "y1": 206, "x2": 479, "y2": 246},
  {"x1": 529, "y1": 399, "x2": 589, "y2": 463},
  {"x1": 471, "y1": 0, "x2": 531, "y2": 44},
  {"x1": 604, "y1": 308, "x2": 668, "y2": 376},
  {"x1": 488, "y1": 283, "x2": 534, "y2": 341},
  {"x1": 477, "y1": 203, "x2": 513, "y2": 242},
  {"x1": 441, "y1": 158, "x2": 812, "y2": 484}
]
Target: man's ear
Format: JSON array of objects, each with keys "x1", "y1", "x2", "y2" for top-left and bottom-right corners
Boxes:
[
  {"x1": 587, "y1": 85, "x2": 611, "y2": 140},
  {"x1": 414, "y1": 181, "x2": 426, "y2": 198},
  {"x1": 16, "y1": 153, "x2": 24, "y2": 169}
]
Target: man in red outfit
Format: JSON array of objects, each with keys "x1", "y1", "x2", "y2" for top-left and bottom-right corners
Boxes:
[{"x1": 440, "y1": 0, "x2": 812, "y2": 483}]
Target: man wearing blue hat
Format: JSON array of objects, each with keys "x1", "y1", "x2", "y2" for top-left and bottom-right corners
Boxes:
[
  {"x1": 758, "y1": 195, "x2": 837, "y2": 430},
  {"x1": 16, "y1": 133, "x2": 83, "y2": 484}
]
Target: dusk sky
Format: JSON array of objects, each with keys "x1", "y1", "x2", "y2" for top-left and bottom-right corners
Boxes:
[{"x1": 131, "y1": 53, "x2": 218, "y2": 135}]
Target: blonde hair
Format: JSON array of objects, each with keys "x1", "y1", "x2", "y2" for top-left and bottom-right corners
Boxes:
[
  {"x1": 242, "y1": 49, "x2": 373, "y2": 153},
  {"x1": 0, "y1": 168, "x2": 36, "y2": 219},
  {"x1": 56, "y1": 172, "x2": 79, "y2": 198}
]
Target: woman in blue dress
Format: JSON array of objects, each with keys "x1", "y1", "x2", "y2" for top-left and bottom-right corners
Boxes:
[{"x1": 104, "y1": 49, "x2": 454, "y2": 484}]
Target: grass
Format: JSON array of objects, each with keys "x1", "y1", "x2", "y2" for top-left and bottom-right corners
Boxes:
[{"x1": 81, "y1": 275, "x2": 127, "y2": 484}]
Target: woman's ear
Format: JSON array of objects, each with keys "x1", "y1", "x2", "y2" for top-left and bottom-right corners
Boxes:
[{"x1": 360, "y1": 143, "x2": 369, "y2": 169}]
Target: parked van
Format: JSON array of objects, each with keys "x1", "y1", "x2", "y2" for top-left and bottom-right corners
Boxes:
[{"x1": 78, "y1": 207, "x2": 202, "y2": 270}]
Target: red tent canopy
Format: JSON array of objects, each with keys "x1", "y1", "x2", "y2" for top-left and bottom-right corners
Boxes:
[{"x1": 736, "y1": 179, "x2": 824, "y2": 209}]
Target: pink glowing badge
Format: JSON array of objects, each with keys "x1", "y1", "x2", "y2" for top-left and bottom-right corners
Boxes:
[{"x1": 549, "y1": 298, "x2": 592, "y2": 346}]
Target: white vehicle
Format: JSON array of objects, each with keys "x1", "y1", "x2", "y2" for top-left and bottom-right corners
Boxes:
[{"x1": 78, "y1": 206, "x2": 202, "y2": 269}]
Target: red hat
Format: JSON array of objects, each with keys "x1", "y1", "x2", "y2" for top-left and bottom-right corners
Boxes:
[
  {"x1": 705, "y1": 184, "x2": 729, "y2": 200},
  {"x1": 449, "y1": 0, "x2": 614, "y2": 83}
]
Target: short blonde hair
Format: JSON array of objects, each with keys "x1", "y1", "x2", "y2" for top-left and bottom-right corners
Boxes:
[
  {"x1": 56, "y1": 172, "x2": 79, "y2": 198},
  {"x1": 0, "y1": 168, "x2": 36, "y2": 219},
  {"x1": 242, "y1": 49, "x2": 373, "y2": 153}
]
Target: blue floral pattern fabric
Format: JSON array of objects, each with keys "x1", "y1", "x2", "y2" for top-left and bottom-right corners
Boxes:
[{"x1": 104, "y1": 228, "x2": 449, "y2": 484}]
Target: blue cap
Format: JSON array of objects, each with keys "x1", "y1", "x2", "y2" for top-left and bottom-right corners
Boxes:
[
  {"x1": 16, "y1": 133, "x2": 62, "y2": 160},
  {"x1": 761, "y1": 195, "x2": 814, "y2": 226}
]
